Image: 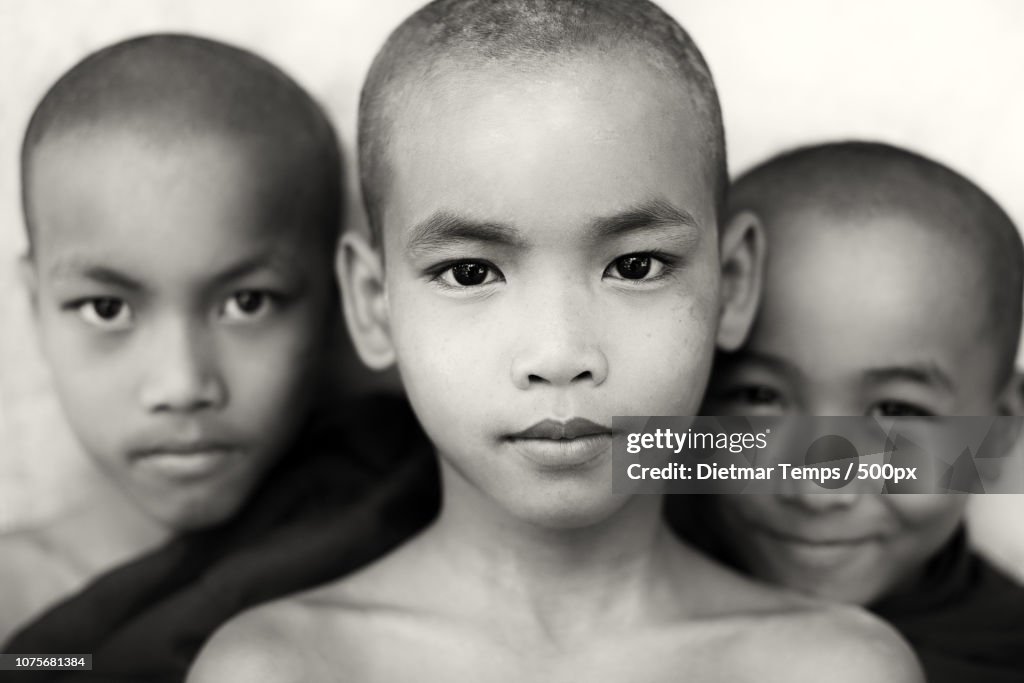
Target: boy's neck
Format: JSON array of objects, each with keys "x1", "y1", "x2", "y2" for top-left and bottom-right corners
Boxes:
[
  {"x1": 51, "y1": 463, "x2": 173, "y2": 580},
  {"x1": 423, "y1": 462, "x2": 685, "y2": 644}
]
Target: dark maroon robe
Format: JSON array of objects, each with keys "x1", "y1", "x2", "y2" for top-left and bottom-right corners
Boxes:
[
  {"x1": 667, "y1": 497, "x2": 1024, "y2": 682},
  {"x1": 3, "y1": 394, "x2": 439, "y2": 682}
]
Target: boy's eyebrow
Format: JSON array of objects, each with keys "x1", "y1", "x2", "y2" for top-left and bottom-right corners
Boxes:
[
  {"x1": 864, "y1": 363, "x2": 956, "y2": 393},
  {"x1": 734, "y1": 349, "x2": 803, "y2": 379},
  {"x1": 406, "y1": 211, "x2": 526, "y2": 256},
  {"x1": 405, "y1": 199, "x2": 700, "y2": 256},
  {"x1": 47, "y1": 252, "x2": 302, "y2": 290},
  {"x1": 208, "y1": 253, "x2": 303, "y2": 287},
  {"x1": 588, "y1": 198, "x2": 700, "y2": 240},
  {"x1": 48, "y1": 260, "x2": 143, "y2": 291}
]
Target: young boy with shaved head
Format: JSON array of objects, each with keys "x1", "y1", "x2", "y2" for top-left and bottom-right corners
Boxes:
[
  {"x1": 674, "y1": 141, "x2": 1024, "y2": 682},
  {"x1": 191, "y1": 3, "x2": 922, "y2": 681},
  {"x1": 1, "y1": 34, "x2": 436, "y2": 680}
]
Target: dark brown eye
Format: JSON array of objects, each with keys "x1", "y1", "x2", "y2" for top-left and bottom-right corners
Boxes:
[
  {"x1": 223, "y1": 290, "x2": 272, "y2": 321},
  {"x1": 732, "y1": 385, "x2": 782, "y2": 405},
  {"x1": 871, "y1": 401, "x2": 933, "y2": 417},
  {"x1": 75, "y1": 297, "x2": 132, "y2": 329},
  {"x1": 93, "y1": 298, "x2": 124, "y2": 320},
  {"x1": 451, "y1": 262, "x2": 491, "y2": 286},
  {"x1": 234, "y1": 291, "x2": 265, "y2": 313},
  {"x1": 615, "y1": 255, "x2": 651, "y2": 279}
]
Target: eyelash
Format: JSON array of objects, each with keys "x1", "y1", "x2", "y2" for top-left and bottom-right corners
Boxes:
[
  {"x1": 62, "y1": 290, "x2": 285, "y2": 329},
  {"x1": 427, "y1": 250, "x2": 677, "y2": 290},
  {"x1": 219, "y1": 289, "x2": 282, "y2": 322},
  {"x1": 65, "y1": 297, "x2": 133, "y2": 330},
  {"x1": 603, "y1": 250, "x2": 676, "y2": 285},
  {"x1": 869, "y1": 400, "x2": 935, "y2": 418},
  {"x1": 721, "y1": 384, "x2": 784, "y2": 406},
  {"x1": 716, "y1": 387, "x2": 936, "y2": 418},
  {"x1": 428, "y1": 259, "x2": 505, "y2": 290}
]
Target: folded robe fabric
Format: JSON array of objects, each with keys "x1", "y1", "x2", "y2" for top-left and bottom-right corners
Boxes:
[
  {"x1": 2, "y1": 393, "x2": 440, "y2": 682},
  {"x1": 666, "y1": 497, "x2": 1024, "y2": 682},
  {"x1": 871, "y1": 529, "x2": 1024, "y2": 683}
]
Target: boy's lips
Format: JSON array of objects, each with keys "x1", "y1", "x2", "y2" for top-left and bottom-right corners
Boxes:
[
  {"x1": 129, "y1": 440, "x2": 239, "y2": 482},
  {"x1": 749, "y1": 516, "x2": 882, "y2": 546},
  {"x1": 506, "y1": 418, "x2": 613, "y2": 470},
  {"x1": 508, "y1": 418, "x2": 611, "y2": 440},
  {"x1": 747, "y1": 521, "x2": 883, "y2": 568}
]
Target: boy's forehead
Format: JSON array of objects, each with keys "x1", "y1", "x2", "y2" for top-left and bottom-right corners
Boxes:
[
  {"x1": 28, "y1": 128, "x2": 320, "y2": 261},
  {"x1": 381, "y1": 52, "x2": 716, "y2": 244},
  {"x1": 751, "y1": 206, "x2": 997, "y2": 381},
  {"x1": 32, "y1": 124, "x2": 296, "y2": 188},
  {"x1": 765, "y1": 204, "x2": 984, "y2": 293},
  {"x1": 769, "y1": 209, "x2": 980, "y2": 310}
]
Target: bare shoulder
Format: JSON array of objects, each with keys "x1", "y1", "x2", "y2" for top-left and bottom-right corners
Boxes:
[
  {"x1": 189, "y1": 537, "x2": 448, "y2": 682},
  {"x1": 187, "y1": 598, "x2": 327, "y2": 683},
  {"x1": 753, "y1": 604, "x2": 923, "y2": 683},
  {"x1": 0, "y1": 526, "x2": 75, "y2": 643},
  {"x1": 812, "y1": 606, "x2": 922, "y2": 682},
  {"x1": 188, "y1": 572, "x2": 387, "y2": 683},
  {"x1": 669, "y1": 543, "x2": 921, "y2": 681}
]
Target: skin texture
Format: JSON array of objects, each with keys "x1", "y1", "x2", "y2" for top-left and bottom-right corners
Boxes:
[
  {"x1": 190, "y1": 54, "x2": 921, "y2": 683},
  {"x1": 377, "y1": 57, "x2": 729, "y2": 530},
  {"x1": 26, "y1": 128, "x2": 333, "y2": 529},
  {"x1": 703, "y1": 203, "x2": 1002, "y2": 605},
  {"x1": 0, "y1": 128, "x2": 335, "y2": 641}
]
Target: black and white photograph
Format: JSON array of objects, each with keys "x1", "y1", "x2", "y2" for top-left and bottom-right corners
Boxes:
[{"x1": 2, "y1": 1, "x2": 1024, "y2": 680}]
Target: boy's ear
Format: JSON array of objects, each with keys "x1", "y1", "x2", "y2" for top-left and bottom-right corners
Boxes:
[
  {"x1": 998, "y1": 369, "x2": 1024, "y2": 416},
  {"x1": 716, "y1": 210, "x2": 765, "y2": 352},
  {"x1": 18, "y1": 253, "x2": 39, "y2": 316},
  {"x1": 337, "y1": 230, "x2": 396, "y2": 371}
]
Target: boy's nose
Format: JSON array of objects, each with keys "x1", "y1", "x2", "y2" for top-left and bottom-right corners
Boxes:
[
  {"x1": 139, "y1": 322, "x2": 227, "y2": 413},
  {"x1": 509, "y1": 289, "x2": 609, "y2": 390},
  {"x1": 511, "y1": 342, "x2": 609, "y2": 389}
]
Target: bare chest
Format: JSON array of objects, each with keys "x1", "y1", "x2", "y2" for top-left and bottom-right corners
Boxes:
[{"x1": 296, "y1": 614, "x2": 765, "y2": 683}]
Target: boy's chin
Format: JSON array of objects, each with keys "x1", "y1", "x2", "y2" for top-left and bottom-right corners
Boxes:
[
  {"x1": 503, "y1": 490, "x2": 633, "y2": 531},
  {"x1": 130, "y1": 485, "x2": 253, "y2": 533},
  {"x1": 786, "y1": 573, "x2": 888, "y2": 607}
]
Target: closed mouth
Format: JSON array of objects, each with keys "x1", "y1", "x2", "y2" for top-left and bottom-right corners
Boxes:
[
  {"x1": 129, "y1": 442, "x2": 240, "y2": 482},
  {"x1": 505, "y1": 419, "x2": 613, "y2": 470},
  {"x1": 507, "y1": 418, "x2": 612, "y2": 441},
  {"x1": 131, "y1": 442, "x2": 235, "y2": 459},
  {"x1": 750, "y1": 522, "x2": 877, "y2": 548}
]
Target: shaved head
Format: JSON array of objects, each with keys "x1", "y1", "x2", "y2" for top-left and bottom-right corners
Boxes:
[
  {"x1": 731, "y1": 141, "x2": 1023, "y2": 384},
  {"x1": 22, "y1": 33, "x2": 342, "y2": 254},
  {"x1": 358, "y1": 0, "x2": 725, "y2": 241}
]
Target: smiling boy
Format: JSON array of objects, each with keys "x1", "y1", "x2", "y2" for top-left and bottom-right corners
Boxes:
[
  {"x1": 190, "y1": 4, "x2": 922, "y2": 681},
  {"x1": 682, "y1": 141, "x2": 1024, "y2": 682}
]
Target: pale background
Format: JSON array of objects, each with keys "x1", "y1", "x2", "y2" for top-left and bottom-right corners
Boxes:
[{"x1": 2, "y1": 0, "x2": 1023, "y2": 576}]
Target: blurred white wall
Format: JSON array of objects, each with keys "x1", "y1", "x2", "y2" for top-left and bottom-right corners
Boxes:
[{"x1": 2, "y1": 0, "x2": 1023, "y2": 576}]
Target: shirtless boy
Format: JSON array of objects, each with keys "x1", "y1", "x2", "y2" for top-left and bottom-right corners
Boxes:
[
  {"x1": 681, "y1": 141, "x2": 1024, "y2": 682},
  {"x1": 191, "y1": 4, "x2": 922, "y2": 681},
  {"x1": 1, "y1": 35, "x2": 436, "y2": 678}
]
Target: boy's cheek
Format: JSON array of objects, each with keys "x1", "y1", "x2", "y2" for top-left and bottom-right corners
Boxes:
[
  {"x1": 608, "y1": 301, "x2": 716, "y2": 407},
  {"x1": 887, "y1": 494, "x2": 967, "y2": 529},
  {"x1": 390, "y1": 298, "x2": 501, "y2": 369},
  {"x1": 42, "y1": 329, "x2": 119, "y2": 399},
  {"x1": 397, "y1": 338, "x2": 490, "y2": 410},
  {"x1": 218, "y1": 344, "x2": 318, "y2": 428}
]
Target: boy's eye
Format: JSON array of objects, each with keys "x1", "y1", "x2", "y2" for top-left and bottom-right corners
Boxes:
[
  {"x1": 75, "y1": 297, "x2": 133, "y2": 330},
  {"x1": 724, "y1": 385, "x2": 783, "y2": 406},
  {"x1": 221, "y1": 290, "x2": 273, "y2": 321},
  {"x1": 869, "y1": 401, "x2": 934, "y2": 418},
  {"x1": 604, "y1": 253, "x2": 666, "y2": 281},
  {"x1": 436, "y1": 261, "x2": 503, "y2": 288}
]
